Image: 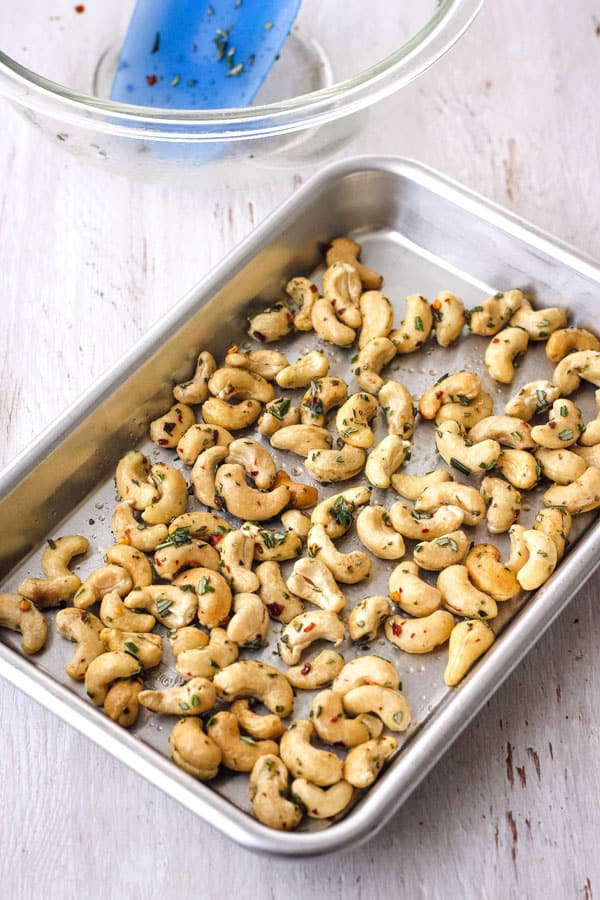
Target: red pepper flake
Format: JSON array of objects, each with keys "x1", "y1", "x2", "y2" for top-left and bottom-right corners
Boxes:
[
  {"x1": 392, "y1": 622, "x2": 403, "y2": 637},
  {"x1": 492, "y1": 337, "x2": 500, "y2": 343},
  {"x1": 304, "y1": 622, "x2": 316, "y2": 633},
  {"x1": 267, "y1": 602, "x2": 284, "y2": 618},
  {"x1": 157, "y1": 439, "x2": 169, "y2": 446},
  {"x1": 301, "y1": 662, "x2": 312, "y2": 676},
  {"x1": 74, "y1": 4, "x2": 85, "y2": 12},
  {"x1": 421, "y1": 528, "x2": 430, "y2": 534},
  {"x1": 146, "y1": 74, "x2": 158, "y2": 86},
  {"x1": 310, "y1": 284, "x2": 319, "y2": 293}
]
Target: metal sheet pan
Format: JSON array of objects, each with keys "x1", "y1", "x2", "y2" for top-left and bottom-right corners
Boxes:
[{"x1": 2, "y1": 156, "x2": 600, "y2": 858}]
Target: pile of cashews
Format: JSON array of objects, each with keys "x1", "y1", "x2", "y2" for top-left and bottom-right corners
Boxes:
[{"x1": 5, "y1": 235, "x2": 600, "y2": 833}]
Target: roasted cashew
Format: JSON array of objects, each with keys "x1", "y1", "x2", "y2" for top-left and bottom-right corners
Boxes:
[
  {"x1": 546, "y1": 327, "x2": 600, "y2": 362},
  {"x1": 437, "y1": 565, "x2": 498, "y2": 619},
  {"x1": 174, "y1": 568, "x2": 232, "y2": 629},
  {"x1": 167, "y1": 626, "x2": 209, "y2": 656},
  {"x1": 388, "y1": 561, "x2": 442, "y2": 617},
  {"x1": 286, "y1": 276, "x2": 319, "y2": 332},
  {"x1": 326, "y1": 237, "x2": 383, "y2": 289},
  {"x1": 415, "y1": 482, "x2": 486, "y2": 526},
  {"x1": 201, "y1": 397, "x2": 262, "y2": 431},
  {"x1": 305, "y1": 445, "x2": 367, "y2": 483},
  {"x1": 348, "y1": 596, "x2": 392, "y2": 643},
  {"x1": 115, "y1": 451, "x2": 159, "y2": 510},
  {"x1": 365, "y1": 435, "x2": 411, "y2": 489},
  {"x1": 150, "y1": 403, "x2": 195, "y2": 449},
  {"x1": 124, "y1": 585, "x2": 197, "y2": 628},
  {"x1": 218, "y1": 529, "x2": 260, "y2": 594},
  {"x1": 343, "y1": 685, "x2": 411, "y2": 733},
  {"x1": 534, "y1": 506, "x2": 572, "y2": 561},
  {"x1": 468, "y1": 290, "x2": 524, "y2": 335},
  {"x1": 279, "y1": 610, "x2": 345, "y2": 665},
  {"x1": 99, "y1": 590, "x2": 156, "y2": 632},
  {"x1": 310, "y1": 689, "x2": 370, "y2": 746},
  {"x1": 18, "y1": 534, "x2": 88, "y2": 608},
  {"x1": 247, "y1": 303, "x2": 294, "y2": 343},
  {"x1": 112, "y1": 502, "x2": 168, "y2": 552},
  {"x1": 153, "y1": 537, "x2": 220, "y2": 581},
  {"x1": 531, "y1": 399, "x2": 584, "y2": 449},
  {"x1": 413, "y1": 531, "x2": 469, "y2": 570},
  {"x1": 300, "y1": 376, "x2": 348, "y2": 427},
  {"x1": 280, "y1": 720, "x2": 343, "y2": 786},
  {"x1": 255, "y1": 560, "x2": 304, "y2": 623},
  {"x1": 580, "y1": 390, "x2": 600, "y2": 446},
  {"x1": 270, "y1": 424, "x2": 333, "y2": 457},
  {"x1": 73, "y1": 564, "x2": 132, "y2": 611},
  {"x1": 468, "y1": 415, "x2": 535, "y2": 451},
  {"x1": 352, "y1": 337, "x2": 396, "y2": 394},
  {"x1": 311, "y1": 295, "x2": 356, "y2": 347},
  {"x1": 336, "y1": 392, "x2": 378, "y2": 449},
  {"x1": 436, "y1": 391, "x2": 495, "y2": 429},
  {"x1": 389, "y1": 502, "x2": 465, "y2": 540},
  {"x1": 390, "y1": 294, "x2": 433, "y2": 353},
  {"x1": 481, "y1": 476, "x2": 522, "y2": 533},
  {"x1": 356, "y1": 506, "x2": 405, "y2": 559},
  {"x1": 332, "y1": 656, "x2": 401, "y2": 694},
  {"x1": 139, "y1": 677, "x2": 216, "y2": 715},
  {"x1": 173, "y1": 350, "x2": 216, "y2": 404},
  {"x1": 552, "y1": 350, "x2": 600, "y2": 395},
  {"x1": 285, "y1": 649, "x2": 345, "y2": 690},
  {"x1": 506, "y1": 524, "x2": 529, "y2": 575},
  {"x1": 444, "y1": 619, "x2": 495, "y2": 687},
  {"x1": 419, "y1": 372, "x2": 482, "y2": 420},
  {"x1": 535, "y1": 447, "x2": 586, "y2": 485},
  {"x1": 431, "y1": 291, "x2": 466, "y2": 347},
  {"x1": 227, "y1": 593, "x2": 269, "y2": 648},
  {"x1": 286, "y1": 557, "x2": 347, "y2": 614},
  {"x1": 504, "y1": 379, "x2": 560, "y2": 421},
  {"x1": 224, "y1": 347, "x2": 289, "y2": 381},
  {"x1": 190, "y1": 446, "x2": 229, "y2": 508},
  {"x1": 0, "y1": 594, "x2": 47, "y2": 655},
  {"x1": 307, "y1": 525, "x2": 371, "y2": 585},
  {"x1": 509, "y1": 297, "x2": 567, "y2": 340},
  {"x1": 379, "y1": 380, "x2": 415, "y2": 438},
  {"x1": 215, "y1": 464, "x2": 290, "y2": 521},
  {"x1": 141, "y1": 463, "x2": 188, "y2": 526},
  {"x1": 257, "y1": 396, "x2": 300, "y2": 436},
  {"x1": 573, "y1": 443, "x2": 600, "y2": 468},
  {"x1": 169, "y1": 512, "x2": 232, "y2": 546},
  {"x1": 104, "y1": 678, "x2": 143, "y2": 728},
  {"x1": 55, "y1": 608, "x2": 104, "y2": 680},
  {"x1": 176, "y1": 627, "x2": 238, "y2": 679},
  {"x1": 359, "y1": 291, "x2": 394, "y2": 348},
  {"x1": 465, "y1": 544, "x2": 520, "y2": 601},
  {"x1": 281, "y1": 508, "x2": 311, "y2": 540},
  {"x1": 231, "y1": 700, "x2": 285, "y2": 741},
  {"x1": 242, "y1": 523, "x2": 303, "y2": 562},
  {"x1": 207, "y1": 711, "x2": 279, "y2": 772},
  {"x1": 322, "y1": 261, "x2": 362, "y2": 328},
  {"x1": 495, "y1": 449, "x2": 539, "y2": 490},
  {"x1": 100, "y1": 628, "x2": 163, "y2": 668},
  {"x1": 84, "y1": 650, "x2": 141, "y2": 706},
  {"x1": 169, "y1": 718, "x2": 222, "y2": 781},
  {"x1": 344, "y1": 736, "x2": 397, "y2": 789},
  {"x1": 310, "y1": 485, "x2": 372, "y2": 539},
  {"x1": 291, "y1": 778, "x2": 354, "y2": 820},
  {"x1": 213, "y1": 659, "x2": 294, "y2": 716},
  {"x1": 104, "y1": 544, "x2": 153, "y2": 588},
  {"x1": 276, "y1": 350, "x2": 330, "y2": 389},
  {"x1": 435, "y1": 420, "x2": 500, "y2": 476},
  {"x1": 485, "y1": 327, "x2": 529, "y2": 384},
  {"x1": 250, "y1": 756, "x2": 303, "y2": 831},
  {"x1": 385, "y1": 610, "x2": 456, "y2": 653},
  {"x1": 516, "y1": 531, "x2": 558, "y2": 590},
  {"x1": 543, "y1": 465, "x2": 600, "y2": 514},
  {"x1": 391, "y1": 469, "x2": 452, "y2": 502}
]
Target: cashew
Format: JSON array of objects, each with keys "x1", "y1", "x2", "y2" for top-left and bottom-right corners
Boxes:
[
  {"x1": 291, "y1": 778, "x2": 354, "y2": 820},
  {"x1": 286, "y1": 276, "x2": 319, "y2": 332},
  {"x1": 310, "y1": 485, "x2": 372, "y2": 539},
  {"x1": 385, "y1": 610, "x2": 456, "y2": 653},
  {"x1": 286, "y1": 557, "x2": 346, "y2": 614},
  {"x1": 573, "y1": 443, "x2": 600, "y2": 468},
  {"x1": 343, "y1": 685, "x2": 411, "y2": 732},
  {"x1": 276, "y1": 350, "x2": 330, "y2": 389},
  {"x1": 104, "y1": 544, "x2": 154, "y2": 588},
  {"x1": 468, "y1": 290, "x2": 524, "y2": 335},
  {"x1": 300, "y1": 376, "x2": 348, "y2": 427},
  {"x1": 326, "y1": 237, "x2": 382, "y2": 289},
  {"x1": 485, "y1": 327, "x2": 529, "y2": 384},
  {"x1": 281, "y1": 509, "x2": 312, "y2": 540},
  {"x1": 99, "y1": 590, "x2": 156, "y2": 632},
  {"x1": 389, "y1": 502, "x2": 465, "y2": 540},
  {"x1": 391, "y1": 469, "x2": 452, "y2": 502},
  {"x1": 359, "y1": 291, "x2": 394, "y2": 348},
  {"x1": 509, "y1": 297, "x2": 567, "y2": 340},
  {"x1": 495, "y1": 449, "x2": 539, "y2": 490},
  {"x1": 379, "y1": 380, "x2": 415, "y2": 438},
  {"x1": 153, "y1": 536, "x2": 220, "y2": 581},
  {"x1": 273, "y1": 471, "x2": 319, "y2": 512},
  {"x1": 468, "y1": 415, "x2": 535, "y2": 451},
  {"x1": 344, "y1": 736, "x2": 397, "y2": 789},
  {"x1": 189, "y1": 446, "x2": 229, "y2": 508},
  {"x1": 217, "y1": 529, "x2": 259, "y2": 593},
  {"x1": 242, "y1": 523, "x2": 302, "y2": 563},
  {"x1": 506, "y1": 524, "x2": 529, "y2": 575},
  {"x1": 231, "y1": 700, "x2": 285, "y2": 740},
  {"x1": 73, "y1": 564, "x2": 133, "y2": 611},
  {"x1": 201, "y1": 398, "x2": 262, "y2": 431},
  {"x1": 124, "y1": 585, "x2": 197, "y2": 628},
  {"x1": 415, "y1": 482, "x2": 486, "y2": 526},
  {"x1": 365, "y1": 435, "x2": 411, "y2": 489},
  {"x1": 580, "y1": 390, "x2": 600, "y2": 446},
  {"x1": 546, "y1": 327, "x2": 600, "y2": 362},
  {"x1": 250, "y1": 756, "x2": 303, "y2": 831},
  {"x1": 552, "y1": 350, "x2": 600, "y2": 395},
  {"x1": 356, "y1": 506, "x2": 405, "y2": 559},
  {"x1": 413, "y1": 531, "x2": 469, "y2": 570},
  {"x1": 139, "y1": 677, "x2": 216, "y2": 716},
  {"x1": 332, "y1": 656, "x2": 401, "y2": 694},
  {"x1": 352, "y1": 337, "x2": 396, "y2": 393},
  {"x1": 437, "y1": 566, "x2": 498, "y2": 619},
  {"x1": 215, "y1": 464, "x2": 290, "y2": 521},
  {"x1": 176, "y1": 628, "x2": 239, "y2": 679},
  {"x1": 224, "y1": 347, "x2": 289, "y2": 381},
  {"x1": 247, "y1": 303, "x2": 294, "y2": 343},
  {"x1": 213, "y1": 659, "x2": 294, "y2": 716},
  {"x1": 104, "y1": 678, "x2": 143, "y2": 728},
  {"x1": 388, "y1": 561, "x2": 442, "y2": 617},
  {"x1": 270, "y1": 424, "x2": 333, "y2": 457},
  {"x1": 100, "y1": 628, "x2": 163, "y2": 668},
  {"x1": 311, "y1": 294, "x2": 356, "y2": 347},
  {"x1": 322, "y1": 262, "x2": 362, "y2": 328},
  {"x1": 169, "y1": 718, "x2": 222, "y2": 781},
  {"x1": 306, "y1": 445, "x2": 367, "y2": 483},
  {"x1": 534, "y1": 506, "x2": 572, "y2": 561},
  {"x1": 285, "y1": 650, "x2": 345, "y2": 690},
  {"x1": 173, "y1": 350, "x2": 216, "y2": 404},
  {"x1": 431, "y1": 291, "x2": 466, "y2": 346},
  {"x1": 543, "y1": 465, "x2": 600, "y2": 514},
  {"x1": 279, "y1": 610, "x2": 345, "y2": 666},
  {"x1": 257, "y1": 397, "x2": 300, "y2": 436},
  {"x1": 280, "y1": 720, "x2": 343, "y2": 786},
  {"x1": 465, "y1": 544, "x2": 520, "y2": 601},
  {"x1": 84, "y1": 650, "x2": 141, "y2": 706},
  {"x1": 55, "y1": 608, "x2": 104, "y2": 679},
  {"x1": 207, "y1": 711, "x2": 279, "y2": 772},
  {"x1": 535, "y1": 447, "x2": 586, "y2": 485},
  {"x1": 41, "y1": 535, "x2": 88, "y2": 577},
  {"x1": 18, "y1": 534, "x2": 88, "y2": 608},
  {"x1": 169, "y1": 512, "x2": 232, "y2": 545},
  {"x1": 150, "y1": 403, "x2": 195, "y2": 449},
  {"x1": 390, "y1": 294, "x2": 433, "y2": 353},
  {"x1": 504, "y1": 380, "x2": 560, "y2": 421},
  {"x1": 481, "y1": 476, "x2": 522, "y2": 533},
  {"x1": 174, "y1": 568, "x2": 231, "y2": 629},
  {"x1": 336, "y1": 392, "x2": 378, "y2": 449},
  {"x1": 112, "y1": 502, "x2": 168, "y2": 552},
  {"x1": 0, "y1": 594, "x2": 47, "y2": 655},
  {"x1": 167, "y1": 626, "x2": 209, "y2": 656},
  {"x1": 141, "y1": 463, "x2": 188, "y2": 526},
  {"x1": 419, "y1": 372, "x2": 482, "y2": 420},
  {"x1": 310, "y1": 689, "x2": 370, "y2": 746},
  {"x1": 437, "y1": 392, "x2": 495, "y2": 429},
  {"x1": 307, "y1": 524, "x2": 371, "y2": 584},
  {"x1": 444, "y1": 619, "x2": 495, "y2": 686},
  {"x1": 227, "y1": 593, "x2": 269, "y2": 648},
  {"x1": 348, "y1": 596, "x2": 392, "y2": 642},
  {"x1": 115, "y1": 451, "x2": 159, "y2": 510},
  {"x1": 531, "y1": 399, "x2": 584, "y2": 449},
  {"x1": 256, "y1": 560, "x2": 304, "y2": 623},
  {"x1": 516, "y1": 531, "x2": 558, "y2": 590}
]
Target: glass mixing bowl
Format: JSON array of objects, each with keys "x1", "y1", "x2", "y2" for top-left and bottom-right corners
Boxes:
[{"x1": 0, "y1": 0, "x2": 482, "y2": 178}]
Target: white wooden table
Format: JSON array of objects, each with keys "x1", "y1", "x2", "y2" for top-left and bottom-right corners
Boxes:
[{"x1": 2, "y1": 2, "x2": 600, "y2": 897}]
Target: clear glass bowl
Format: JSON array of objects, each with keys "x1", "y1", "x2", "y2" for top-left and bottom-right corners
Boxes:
[{"x1": 0, "y1": 0, "x2": 482, "y2": 177}]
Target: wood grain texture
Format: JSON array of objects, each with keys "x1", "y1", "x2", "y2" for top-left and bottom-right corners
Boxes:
[{"x1": 2, "y1": 2, "x2": 600, "y2": 898}]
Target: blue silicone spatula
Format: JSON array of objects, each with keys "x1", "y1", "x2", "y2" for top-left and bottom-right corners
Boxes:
[{"x1": 111, "y1": 0, "x2": 302, "y2": 109}]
